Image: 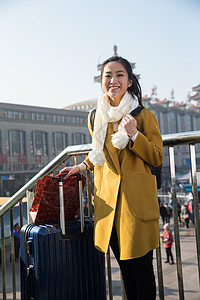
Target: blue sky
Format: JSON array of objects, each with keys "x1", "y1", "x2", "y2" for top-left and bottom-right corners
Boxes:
[{"x1": 0, "y1": 0, "x2": 199, "y2": 109}]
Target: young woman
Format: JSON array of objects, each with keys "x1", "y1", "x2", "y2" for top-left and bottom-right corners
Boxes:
[{"x1": 61, "y1": 56, "x2": 164, "y2": 299}]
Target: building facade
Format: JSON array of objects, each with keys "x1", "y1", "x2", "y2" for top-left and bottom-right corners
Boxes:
[{"x1": 0, "y1": 102, "x2": 91, "y2": 196}]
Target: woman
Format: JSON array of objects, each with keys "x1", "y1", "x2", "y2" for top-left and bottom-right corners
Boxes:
[{"x1": 61, "y1": 56, "x2": 164, "y2": 299}]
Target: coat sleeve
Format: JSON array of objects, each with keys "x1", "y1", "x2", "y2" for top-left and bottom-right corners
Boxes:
[{"x1": 129, "y1": 108, "x2": 164, "y2": 167}]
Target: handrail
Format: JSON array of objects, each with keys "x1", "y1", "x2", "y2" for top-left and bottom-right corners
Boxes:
[
  {"x1": 1, "y1": 130, "x2": 200, "y2": 216},
  {"x1": 1, "y1": 129, "x2": 200, "y2": 300},
  {"x1": 162, "y1": 130, "x2": 200, "y2": 146},
  {"x1": 0, "y1": 144, "x2": 91, "y2": 216}
]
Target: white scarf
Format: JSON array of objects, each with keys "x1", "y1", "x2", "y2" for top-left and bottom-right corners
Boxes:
[{"x1": 88, "y1": 91, "x2": 139, "y2": 166}]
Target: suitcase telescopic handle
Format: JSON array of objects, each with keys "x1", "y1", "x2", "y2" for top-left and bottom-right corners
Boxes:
[{"x1": 58, "y1": 172, "x2": 84, "y2": 235}]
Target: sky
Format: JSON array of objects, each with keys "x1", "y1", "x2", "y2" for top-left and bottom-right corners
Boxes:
[{"x1": 0, "y1": 0, "x2": 200, "y2": 109}]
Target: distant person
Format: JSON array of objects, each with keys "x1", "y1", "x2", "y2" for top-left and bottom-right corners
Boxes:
[
  {"x1": 165, "y1": 203, "x2": 172, "y2": 223},
  {"x1": 182, "y1": 204, "x2": 190, "y2": 229},
  {"x1": 13, "y1": 223, "x2": 20, "y2": 259},
  {"x1": 160, "y1": 203, "x2": 167, "y2": 225},
  {"x1": 188, "y1": 200, "x2": 194, "y2": 224},
  {"x1": 177, "y1": 202, "x2": 181, "y2": 224},
  {"x1": 161, "y1": 223, "x2": 174, "y2": 265}
]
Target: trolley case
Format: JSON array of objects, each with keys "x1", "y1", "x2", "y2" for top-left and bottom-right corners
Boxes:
[{"x1": 20, "y1": 173, "x2": 107, "y2": 300}]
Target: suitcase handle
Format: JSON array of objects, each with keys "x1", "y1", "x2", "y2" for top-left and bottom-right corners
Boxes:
[{"x1": 57, "y1": 172, "x2": 84, "y2": 236}]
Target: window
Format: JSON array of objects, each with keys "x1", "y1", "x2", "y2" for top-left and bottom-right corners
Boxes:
[
  {"x1": 51, "y1": 115, "x2": 66, "y2": 123},
  {"x1": 4, "y1": 110, "x2": 24, "y2": 120},
  {"x1": 182, "y1": 159, "x2": 190, "y2": 166},
  {"x1": 31, "y1": 131, "x2": 48, "y2": 156},
  {"x1": 8, "y1": 130, "x2": 26, "y2": 156},
  {"x1": 53, "y1": 132, "x2": 68, "y2": 155},
  {"x1": 150, "y1": 109, "x2": 160, "y2": 125},
  {"x1": 72, "y1": 133, "x2": 86, "y2": 145},
  {"x1": 185, "y1": 114, "x2": 193, "y2": 131},
  {"x1": 169, "y1": 112, "x2": 178, "y2": 133},
  {"x1": 28, "y1": 113, "x2": 46, "y2": 121}
]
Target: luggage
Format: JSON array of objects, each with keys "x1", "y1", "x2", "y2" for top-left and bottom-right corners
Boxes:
[
  {"x1": 29, "y1": 173, "x2": 86, "y2": 223},
  {"x1": 20, "y1": 173, "x2": 107, "y2": 300}
]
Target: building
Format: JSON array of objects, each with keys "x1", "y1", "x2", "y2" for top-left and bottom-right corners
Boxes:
[
  {"x1": 0, "y1": 102, "x2": 91, "y2": 196},
  {"x1": 189, "y1": 83, "x2": 200, "y2": 102},
  {"x1": 64, "y1": 99, "x2": 97, "y2": 111}
]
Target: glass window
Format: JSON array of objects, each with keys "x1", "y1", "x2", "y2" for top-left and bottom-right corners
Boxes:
[
  {"x1": 182, "y1": 159, "x2": 190, "y2": 166},
  {"x1": 3, "y1": 110, "x2": 24, "y2": 120},
  {"x1": 8, "y1": 130, "x2": 26, "y2": 156},
  {"x1": 53, "y1": 132, "x2": 68, "y2": 155},
  {"x1": 169, "y1": 112, "x2": 178, "y2": 133},
  {"x1": 72, "y1": 133, "x2": 86, "y2": 145},
  {"x1": 51, "y1": 115, "x2": 66, "y2": 123},
  {"x1": 150, "y1": 109, "x2": 160, "y2": 125},
  {"x1": 185, "y1": 114, "x2": 193, "y2": 131},
  {"x1": 32, "y1": 131, "x2": 48, "y2": 156}
]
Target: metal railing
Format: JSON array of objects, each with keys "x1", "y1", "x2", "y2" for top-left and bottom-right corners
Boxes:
[{"x1": 1, "y1": 130, "x2": 200, "y2": 300}]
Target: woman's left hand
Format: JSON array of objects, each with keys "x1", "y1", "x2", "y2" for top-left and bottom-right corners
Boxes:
[{"x1": 122, "y1": 114, "x2": 137, "y2": 138}]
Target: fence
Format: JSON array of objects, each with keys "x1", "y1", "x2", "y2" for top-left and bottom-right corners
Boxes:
[{"x1": 0, "y1": 131, "x2": 200, "y2": 300}]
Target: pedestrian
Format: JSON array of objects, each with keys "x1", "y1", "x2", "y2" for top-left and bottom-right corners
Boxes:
[
  {"x1": 160, "y1": 202, "x2": 167, "y2": 225},
  {"x1": 177, "y1": 202, "x2": 181, "y2": 225},
  {"x1": 188, "y1": 200, "x2": 194, "y2": 224},
  {"x1": 182, "y1": 204, "x2": 190, "y2": 229},
  {"x1": 13, "y1": 223, "x2": 20, "y2": 259},
  {"x1": 161, "y1": 223, "x2": 174, "y2": 265},
  {"x1": 165, "y1": 203, "x2": 172, "y2": 223},
  {"x1": 60, "y1": 55, "x2": 164, "y2": 299}
]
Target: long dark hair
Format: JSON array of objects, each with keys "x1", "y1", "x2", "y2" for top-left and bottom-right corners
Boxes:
[{"x1": 101, "y1": 56, "x2": 142, "y2": 105}]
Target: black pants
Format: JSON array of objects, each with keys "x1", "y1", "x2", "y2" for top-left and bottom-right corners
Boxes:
[
  {"x1": 166, "y1": 247, "x2": 173, "y2": 263},
  {"x1": 185, "y1": 218, "x2": 189, "y2": 228},
  {"x1": 109, "y1": 226, "x2": 156, "y2": 300}
]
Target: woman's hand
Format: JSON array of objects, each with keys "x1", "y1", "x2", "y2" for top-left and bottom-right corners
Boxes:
[
  {"x1": 59, "y1": 165, "x2": 80, "y2": 179},
  {"x1": 122, "y1": 114, "x2": 137, "y2": 138}
]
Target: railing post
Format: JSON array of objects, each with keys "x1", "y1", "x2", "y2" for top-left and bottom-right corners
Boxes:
[
  {"x1": 106, "y1": 247, "x2": 113, "y2": 300},
  {"x1": 156, "y1": 243, "x2": 164, "y2": 300},
  {"x1": 19, "y1": 198, "x2": 23, "y2": 228},
  {"x1": 121, "y1": 274, "x2": 128, "y2": 300},
  {"x1": 1, "y1": 215, "x2": 7, "y2": 300},
  {"x1": 189, "y1": 144, "x2": 200, "y2": 284},
  {"x1": 86, "y1": 169, "x2": 93, "y2": 218},
  {"x1": 169, "y1": 146, "x2": 185, "y2": 300},
  {"x1": 10, "y1": 209, "x2": 16, "y2": 300},
  {"x1": 26, "y1": 190, "x2": 35, "y2": 224}
]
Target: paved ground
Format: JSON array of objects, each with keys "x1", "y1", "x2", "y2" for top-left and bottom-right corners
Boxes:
[
  {"x1": 0, "y1": 220, "x2": 200, "y2": 299},
  {"x1": 107, "y1": 221, "x2": 200, "y2": 300}
]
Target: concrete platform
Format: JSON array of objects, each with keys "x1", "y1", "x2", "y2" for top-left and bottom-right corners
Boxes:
[
  {"x1": 108, "y1": 221, "x2": 200, "y2": 300},
  {"x1": 0, "y1": 220, "x2": 200, "y2": 299}
]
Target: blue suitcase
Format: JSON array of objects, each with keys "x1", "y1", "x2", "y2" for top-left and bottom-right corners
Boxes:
[{"x1": 20, "y1": 174, "x2": 107, "y2": 300}]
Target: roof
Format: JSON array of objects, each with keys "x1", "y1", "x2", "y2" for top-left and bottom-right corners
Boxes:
[
  {"x1": 64, "y1": 99, "x2": 97, "y2": 109},
  {"x1": 189, "y1": 92, "x2": 200, "y2": 101},
  {"x1": 192, "y1": 83, "x2": 200, "y2": 92}
]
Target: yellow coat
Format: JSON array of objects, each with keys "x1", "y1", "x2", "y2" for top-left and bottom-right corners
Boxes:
[{"x1": 85, "y1": 107, "x2": 164, "y2": 260}]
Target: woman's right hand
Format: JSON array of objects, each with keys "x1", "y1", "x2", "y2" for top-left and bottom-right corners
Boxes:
[{"x1": 59, "y1": 165, "x2": 80, "y2": 179}]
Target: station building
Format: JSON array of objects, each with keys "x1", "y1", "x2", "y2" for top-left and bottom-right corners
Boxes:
[{"x1": 0, "y1": 102, "x2": 91, "y2": 196}]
